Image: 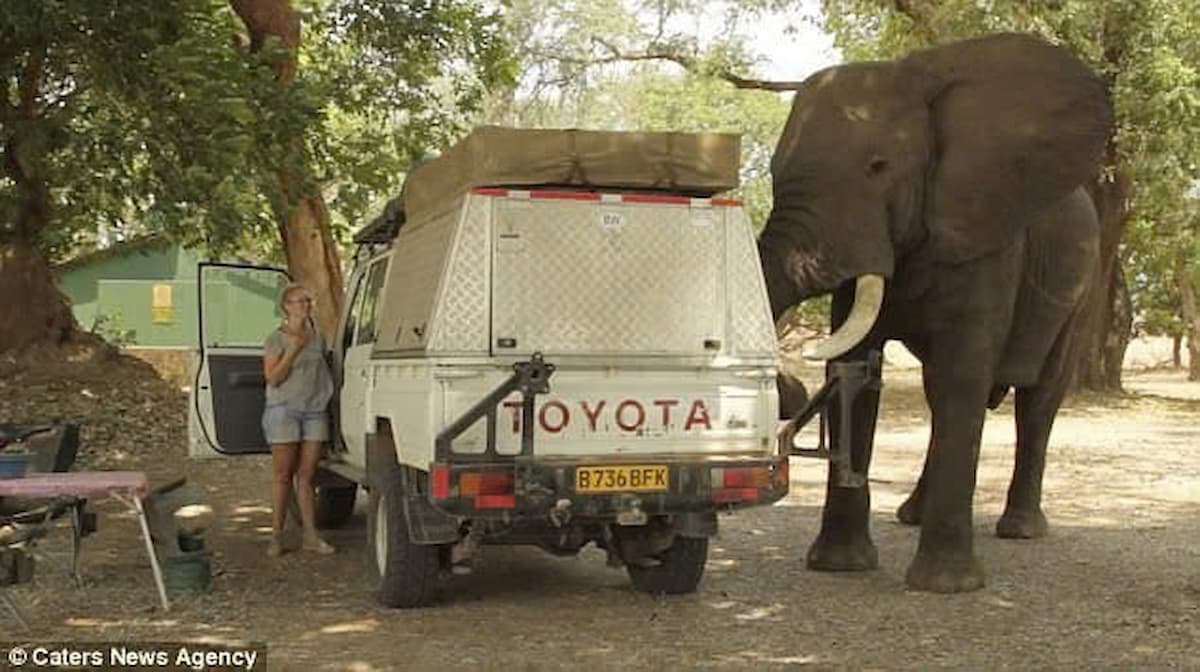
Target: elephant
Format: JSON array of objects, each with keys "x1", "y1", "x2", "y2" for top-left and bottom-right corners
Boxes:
[{"x1": 759, "y1": 33, "x2": 1113, "y2": 593}]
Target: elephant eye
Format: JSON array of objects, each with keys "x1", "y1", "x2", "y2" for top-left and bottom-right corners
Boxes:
[{"x1": 866, "y1": 156, "x2": 889, "y2": 178}]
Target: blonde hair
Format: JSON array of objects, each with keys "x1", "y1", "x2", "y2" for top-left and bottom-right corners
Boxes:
[{"x1": 279, "y1": 282, "x2": 312, "y2": 311}]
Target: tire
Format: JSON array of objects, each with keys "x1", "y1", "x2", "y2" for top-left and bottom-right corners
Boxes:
[
  {"x1": 626, "y1": 536, "x2": 709, "y2": 595},
  {"x1": 366, "y1": 475, "x2": 441, "y2": 608},
  {"x1": 314, "y1": 483, "x2": 357, "y2": 529}
]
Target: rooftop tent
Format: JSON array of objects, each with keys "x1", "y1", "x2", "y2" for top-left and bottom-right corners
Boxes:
[{"x1": 400, "y1": 126, "x2": 741, "y2": 221}]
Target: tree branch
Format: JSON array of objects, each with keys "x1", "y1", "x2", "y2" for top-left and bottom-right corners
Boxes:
[
  {"x1": 582, "y1": 37, "x2": 805, "y2": 92},
  {"x1": 891, "y1": 0, "x2": 938, "y2": 45},
  {"x1": 230, "y1": 0, "x2": 301, "y2": 83},
  {"x1": 18, "y1": 43, "x2": 46, "y2": 119},
  {"x1": 0, "y1": 73, "x2": 11, "y2": 129}
]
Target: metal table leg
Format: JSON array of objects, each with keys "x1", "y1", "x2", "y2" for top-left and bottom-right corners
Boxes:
[
  {"x1": 115, "y1": 493, "x2": 170, "y2": 611},
  {"x1": 1, "y1": 591, "x2": 30, "y2": 632},
  {"x1": 69, "y1": 502, "x2": 83, "y2": 588}
]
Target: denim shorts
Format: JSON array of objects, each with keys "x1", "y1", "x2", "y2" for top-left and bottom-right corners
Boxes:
[{"x1": 262, "y1": 404, "x2": 330, "y2": 444}]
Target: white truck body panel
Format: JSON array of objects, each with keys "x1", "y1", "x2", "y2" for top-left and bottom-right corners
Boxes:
[{"x1": 355, "y1": 189, "x2": 780, "y2": 470}]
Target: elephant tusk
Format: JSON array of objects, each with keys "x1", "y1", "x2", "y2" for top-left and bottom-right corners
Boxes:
[{"x1": 801, "y1": 274, "x2": 885, "y2": 361}]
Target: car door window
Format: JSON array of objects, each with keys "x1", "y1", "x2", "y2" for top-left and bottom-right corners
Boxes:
[
  {"x1": 341, "y1": 275, "x2": 366, "y2": 354},
  {"x1": 355, "y1": 259, "x2": 389, "y2": 346}
]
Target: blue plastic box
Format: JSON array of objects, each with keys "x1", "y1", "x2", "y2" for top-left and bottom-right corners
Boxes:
[{"x1": 0, "y1": 452, "x2": 32, "y2": 480}]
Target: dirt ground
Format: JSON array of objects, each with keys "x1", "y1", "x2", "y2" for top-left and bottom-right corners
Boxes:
[{"x1": 1, "y1": 353, "x2": 1198, "y2": 671}]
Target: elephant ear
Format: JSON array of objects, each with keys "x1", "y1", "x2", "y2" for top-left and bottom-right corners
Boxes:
[{"x1": 905, "y1": 33, "x2": 1112, "y2": 264}]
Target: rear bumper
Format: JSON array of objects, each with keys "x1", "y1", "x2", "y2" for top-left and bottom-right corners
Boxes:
[{"x1": 428, "y1": 455, "x2": 789, "y2": 520}]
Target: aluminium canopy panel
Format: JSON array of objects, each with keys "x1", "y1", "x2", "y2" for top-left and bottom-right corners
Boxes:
[
  {"x1": 725, "y1": 207, "x2": 778, "y2": 358},
  {"x1": 424, "y1": 194, "x2": 493, "y2": 355},
  {"x1": 490, "y1": 195, "x2": 726, "y2": 357},
  {"x1": 374, "y1": 200, "x2": 461, "y2": 353},
  {"x1": 403, "y1": 127, "x2": 740, "y2": 221}
]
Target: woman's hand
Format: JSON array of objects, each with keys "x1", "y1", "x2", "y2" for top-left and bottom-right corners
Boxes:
[
  {"x1": 286, "y1": 327, "x2": 310, "y2": 354},
  {"x1": 267, "y1": 325, "x2": 309, "y2": 387}
]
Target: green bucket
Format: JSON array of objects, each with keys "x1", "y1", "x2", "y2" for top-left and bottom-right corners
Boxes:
[{"x1": 162, "y1": 550, "x2": 212, "y2": 596}]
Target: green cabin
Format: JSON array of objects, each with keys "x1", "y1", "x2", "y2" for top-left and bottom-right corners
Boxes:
[{"x1": 56, "y1": 237, "x2": 282, "y2": 349}]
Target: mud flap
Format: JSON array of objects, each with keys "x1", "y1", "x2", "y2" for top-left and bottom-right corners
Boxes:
[
  {"x1": 366, "y1": 432, "x2": 460, "y2": 545},
  {"x1": 401, "y1": 491, "x2": 460, "y2": 545}
]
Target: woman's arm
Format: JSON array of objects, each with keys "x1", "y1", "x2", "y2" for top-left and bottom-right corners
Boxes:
[{"x1": 263, "y1": 331, "x2": 307, "y2": 387}]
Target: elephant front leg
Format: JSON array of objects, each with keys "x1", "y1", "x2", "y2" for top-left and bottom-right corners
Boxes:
[
  {"x1": 806, "y1": 356, "x2": 882, "y2": 572},
  {"x1": 904, "y1": 370, "x2": 990, "y2": 593},
  {"x1": 898, "y1": 385, "x2": 1006, "y2": 526}
]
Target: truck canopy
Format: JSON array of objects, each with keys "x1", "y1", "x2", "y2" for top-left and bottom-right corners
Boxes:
[{"x1": 401, "y1": 126, "x2": 741, "y2": 222}]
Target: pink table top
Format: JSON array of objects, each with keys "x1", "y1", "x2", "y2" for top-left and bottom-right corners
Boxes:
[{"x1": 0, "y1": 471, "x2": 149, "y2": 498}]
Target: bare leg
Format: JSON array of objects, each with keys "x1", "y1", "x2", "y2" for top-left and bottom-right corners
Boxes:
[
  {"x1": 270, "y1": 444, "x2": 299, "y2": 556},
  {"x1": 271, "y1": 444, "x2": 299, "y2": 533},
  {"x1": 297, "y1": 441, "x2": 334, "y2": 553}
]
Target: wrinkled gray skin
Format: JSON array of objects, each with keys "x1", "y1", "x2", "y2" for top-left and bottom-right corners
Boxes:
[{"x1": 760, "y1": 33, "x2": 1112, "y2": 593}]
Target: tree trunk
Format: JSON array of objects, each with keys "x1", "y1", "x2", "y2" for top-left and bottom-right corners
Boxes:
[
  {"x1": 1072, "y1": 170, "x2": 1132, "y2": 392},
  {"x1": 231, "y1": 0, "x2": 344, "y2": 341},
  {"x1": 0, "y1": 242, "x2": 77, "y2": 353},
  {"x1": 1174, "y1": 252, "x2": 1200, "y2": 381},
  {"x1": 276, "y1": 184, "x2": 345, "y2": 341},
  {"x1": 0, "y1": 45, "x2": 79, "y2": 354},
  {"x1": 1104, "y1": 262, "x2": 1133, "y2": 389}
]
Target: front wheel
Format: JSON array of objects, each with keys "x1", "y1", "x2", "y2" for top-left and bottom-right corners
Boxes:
[
  {"x1": 366, "y1": 476, "x2": 441, "y2": 608},
  {"x1": 626, "y1": 536, "x2": 709, "y2": 595},
  {"x1": 314, "y1": 483, "x2": 357, "y2": 529}
]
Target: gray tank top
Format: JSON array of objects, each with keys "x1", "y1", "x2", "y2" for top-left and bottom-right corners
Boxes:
[{"x1": 264, "y1": 324, "x2": 334, "y2": 412}]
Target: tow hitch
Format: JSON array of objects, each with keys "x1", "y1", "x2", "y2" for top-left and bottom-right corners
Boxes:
[{"x1": 779, "y1": 350, "x2": 882, "y2": 489}]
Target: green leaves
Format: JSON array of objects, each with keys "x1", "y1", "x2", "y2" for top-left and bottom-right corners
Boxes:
[{"x1": 1, "y1": 0, "x2": 518, "y2": 263}]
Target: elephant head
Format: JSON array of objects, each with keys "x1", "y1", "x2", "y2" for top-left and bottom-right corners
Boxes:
[{"x1": 761, "y1": 33, "x2": 1111, "y2": 360}]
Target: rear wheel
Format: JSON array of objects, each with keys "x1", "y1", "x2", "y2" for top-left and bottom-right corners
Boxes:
[
  {"x1": 366, "y1": 474, "x2": 441, "y2": 608},
  {"x1": 626, "y1": 536, "x2": 709, "y2": 595}
]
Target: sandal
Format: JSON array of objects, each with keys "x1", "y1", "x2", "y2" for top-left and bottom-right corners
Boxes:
[{"x1": 302, "y1": 532, "x2": 335, "y2": 555}]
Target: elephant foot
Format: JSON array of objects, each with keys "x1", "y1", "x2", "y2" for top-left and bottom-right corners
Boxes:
[
  {"x1": 896, "y1": 492, "x2": 922, "y2": 526},
  {"x1": 806, "y1": 533, "x2": 879, "y2": 572},
  {"x1": 996, "y1": 508, "x2": 1048, "y2": 539},
  {"x1": 904, "y1": 551, "x2": 985, "y2": 593}
]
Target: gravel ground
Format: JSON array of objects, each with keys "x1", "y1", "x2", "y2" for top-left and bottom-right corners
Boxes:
[{"x1": 1, "y1": 355, "x2": 1197, "y2": 671}]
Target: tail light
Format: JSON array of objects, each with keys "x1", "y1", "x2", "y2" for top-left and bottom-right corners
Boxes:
[
  {"x1": 711, "y1": 466, "x2": 773, "y2": 488},
  {"x1": 431, "y1": 468, "x2": 516, "y2": 509},
  {"x1": 459, "y1": 471, "x2": 514, "y2": 497},
  {"x1": 431, "y1": 464, "x2": 451, "y2": 499},
  {"x1": 710, "y1": 464, "x2": 783, "y2": 503}
]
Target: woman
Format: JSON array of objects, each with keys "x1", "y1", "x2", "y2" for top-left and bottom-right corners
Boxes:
[{"x1": 262, "y1": 282, "x2": 336, "y2": 557}]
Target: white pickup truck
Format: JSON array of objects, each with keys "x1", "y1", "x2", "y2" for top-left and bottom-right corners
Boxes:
[{"x1": 192, "y1": 128, "x2": 788, "y2": 607}]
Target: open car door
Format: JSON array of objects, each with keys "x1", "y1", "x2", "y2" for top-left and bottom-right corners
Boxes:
[{"x1": 194, "y1": 263, "x2": 290, "y2": 455}]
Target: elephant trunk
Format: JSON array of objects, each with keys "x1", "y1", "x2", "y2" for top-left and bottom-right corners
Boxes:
[{"x1": 801, "y1": 274, "x2": 885, "y2": 360}]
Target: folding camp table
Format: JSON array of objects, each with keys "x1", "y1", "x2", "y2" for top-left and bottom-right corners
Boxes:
[{"x1": 0, "y1": 471, "x2": 169, "y2": 611}]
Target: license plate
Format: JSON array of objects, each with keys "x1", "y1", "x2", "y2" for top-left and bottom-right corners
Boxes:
[{"x1": 575, "y1": 465, "x2": 669, "y2": 493}]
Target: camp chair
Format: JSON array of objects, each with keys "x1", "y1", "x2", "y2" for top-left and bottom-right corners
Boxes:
[{"x1": 1, "y1": 496, "x2": 79, "y2": 632}]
